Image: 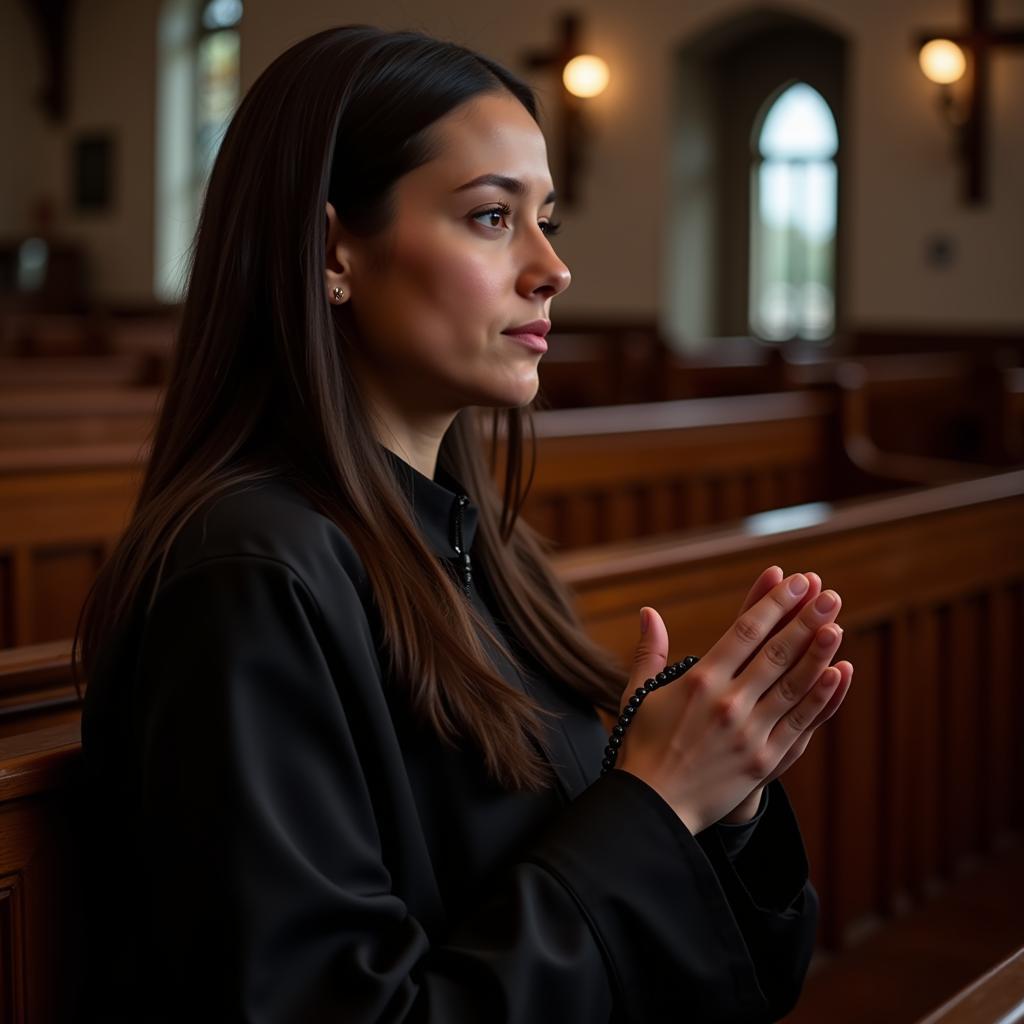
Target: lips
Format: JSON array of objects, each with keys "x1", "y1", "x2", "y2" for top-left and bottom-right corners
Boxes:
[{"x1": 502, "y1": 319, "x2": 551, "y2": 338}]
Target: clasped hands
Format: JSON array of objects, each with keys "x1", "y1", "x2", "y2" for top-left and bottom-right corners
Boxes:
[{"x1": 617, "y1": 565, "x2": 854, "y2": 835}]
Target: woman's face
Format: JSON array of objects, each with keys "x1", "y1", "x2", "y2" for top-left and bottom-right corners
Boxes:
[{"x1": 326, "y1": 90, "x2": 570, "y2": 417}]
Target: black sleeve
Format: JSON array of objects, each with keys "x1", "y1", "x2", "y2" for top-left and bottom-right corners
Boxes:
[
  {"x1": 132, "y1": 555, "x2": 816, "y2": 1024},
  {"x1": 713, "y1": 783, "x2": 770, "y2": 858},
  {"x1": 695, "y1": 779, "x2": 820, "y2": 1018}
]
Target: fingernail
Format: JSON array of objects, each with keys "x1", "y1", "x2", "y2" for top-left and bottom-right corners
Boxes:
[
  {"x1": 640, "y1": 608, "x2": 649, "y2": 635},
  {"x1": 788, "y1": 574, "x2": 809, "y2": 595},
  {"x1": 815, "y1": 591, "x2": 838, "y2": 612}
]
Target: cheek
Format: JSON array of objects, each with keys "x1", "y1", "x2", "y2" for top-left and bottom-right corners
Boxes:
[{"x1": 393, "y1": 236, "x2": 505, "y2": 345}]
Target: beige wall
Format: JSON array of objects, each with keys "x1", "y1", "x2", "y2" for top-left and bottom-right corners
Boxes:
[
  {"x1": 0, "y1": 1, "x2": 61, "y2": 236},
  {"x1": 2, "y1": 0, "x2": 1022, "y2": 331},
  {"x1": 1, "y1": 0, "x2": 157, "y2": 304}
]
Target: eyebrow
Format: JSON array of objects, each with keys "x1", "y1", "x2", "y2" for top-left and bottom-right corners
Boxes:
[{"x1": 453, "y1": 173, "x2": 557, "y2": 205}]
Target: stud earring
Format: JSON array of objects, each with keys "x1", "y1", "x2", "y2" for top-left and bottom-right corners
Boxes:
[{"x1": 332, "y1": 286, "x2": 345, "y2": 302}]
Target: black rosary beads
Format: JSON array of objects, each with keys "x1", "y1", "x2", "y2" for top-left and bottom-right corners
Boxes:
[{"x1": 600, "y1": 655, "x2": 701, "y2": 776}]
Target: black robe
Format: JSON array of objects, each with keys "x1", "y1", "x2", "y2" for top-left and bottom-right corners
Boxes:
[{"x1": 77, "y1": 447, "x2": 818, "y2": 1022}]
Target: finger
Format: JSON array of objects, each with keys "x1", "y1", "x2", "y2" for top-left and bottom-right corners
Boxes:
[
  {"x1": 767, "y1": 726, "x2": 814, "y2": 782},
  {"x1": 738, "y1": 589, "x2": 843, "y2": 704},
  {"x1": 738, "y1": 565, "x2": 783, "y2": 615},
  {"x1": 766, "y1": 665, "x2": 842, "y2": 758},
  {"x1": 748, "y1": 622, "x2": 844, "y2": 731},
  {"x1": 776, "y1": 572, "x2": 822, "y2": 632},
  {"x1": 701, "y1": 573, "x2": 818, "y2": 682},
  {"x1": 764, "y1": 664, "x2": 852, "y2": 782},
  {"x1": 625, "y1": 606, "x2": 670, "y2": 711},
  {"x1": 807, "y1": 661, "x2": 853, "y2": 728},
  {"x1": 735, "y1": 572, "x2": 823, "y2": 678}
]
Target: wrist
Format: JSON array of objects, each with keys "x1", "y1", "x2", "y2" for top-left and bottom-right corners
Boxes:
[{"x1": 719, "y1": 786, "x2": 764, "y2": 825}]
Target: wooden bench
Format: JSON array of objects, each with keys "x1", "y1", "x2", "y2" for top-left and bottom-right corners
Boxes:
[
  {"x1": 0, "y1": 468, "x2": 1021, "y2": 1022},
  {"x1": 496, "y1": 390, "x2": 936, "y2": 547},
  {"x1": 0, "y1": 384, "x2": 1010, "y2": 647},
  {"x1": 915, "y1": 946, "x2": 1024, "y2": 1023},
  {"x1": 0, "y1": 387, "x2": 160, "y2": 450},
  {"x1": 0, "y1": 353, "x2": 159, "y2": 390},
  {"x1": 0, "y1": 391, "x2": 886, "y2": 646},
  {"x1": 0, "y1": 447, "x2": 146, "y2": 645},
  {"x1": 552, "y1": 468, "x2": 1024, "y2": 948},
  {"x1": 0, "y1": 719, "x2": 84, "y2": 1022},
  {"x1": 537, "y1": 325, "x2": 664, "y2": 407},
  {"x1": 1001, "y1": 366, "x2": 1024, "y2": 462}
]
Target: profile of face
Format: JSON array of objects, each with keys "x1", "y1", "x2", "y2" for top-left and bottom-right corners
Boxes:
[{"x1": 325, "y1": 90, "x2": 571, "y2": 420}]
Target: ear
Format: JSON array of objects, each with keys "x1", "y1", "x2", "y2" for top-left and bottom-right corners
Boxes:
[{"x1": 324, "y1": 201, "x2": 353, "y2": 303}]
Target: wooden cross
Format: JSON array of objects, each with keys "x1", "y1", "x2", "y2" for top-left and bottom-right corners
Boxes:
[
  {"x1": 916, "y1": 0, "x2": 1024, "y2": 204},
  {"x1": 522, "y1": 12, "x2": 588, "y2": 207},
  {"x1": 20, "y1": 0, "x2": 73, "y2": 122}
]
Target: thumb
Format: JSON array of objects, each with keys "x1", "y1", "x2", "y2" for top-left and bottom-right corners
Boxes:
[{"x1": 628, "y1": 607, "x2": 670, "y2": 697}]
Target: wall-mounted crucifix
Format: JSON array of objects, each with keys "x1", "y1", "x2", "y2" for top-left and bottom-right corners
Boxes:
[
  {"x1": 20, "y1": 0, "x2": 73, "y2": 122},
  {"x1": 915, "y1": 0, "x2": 1024, "y2": 204},
  {"x1": 522, "y1": 13, "x2": 609, "y2": 208}
]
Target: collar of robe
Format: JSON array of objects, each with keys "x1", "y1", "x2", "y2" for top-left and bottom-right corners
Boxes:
[{"x1": 379, "y1": 444, "x2": 480, "y2": 571}]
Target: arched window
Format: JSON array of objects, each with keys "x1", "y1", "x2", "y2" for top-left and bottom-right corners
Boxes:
[
  {"x1": 155, "y1": 0, "x2": 243, "y2": 302},
  {"x1": 195, "y1": 0, "x2": 243, "y2": 181},
  {"x1": 749, "y1": 82, "x2": 837, "y2": 342}
]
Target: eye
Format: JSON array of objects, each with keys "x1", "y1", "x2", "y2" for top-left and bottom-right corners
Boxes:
[
  {"x1": 471, "y1": 202, "x2": 563, "y2": 238},
  {"x1": 472, "y1": 202, "x2": 513, "y2": 230}
]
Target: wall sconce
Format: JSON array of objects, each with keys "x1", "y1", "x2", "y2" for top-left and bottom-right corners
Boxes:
[
  {"x1": 914, "y1": 0, "x2": 1024, "y2": 205},
  {"x1": 523, "y1": 14, "x2": 610, "y2": 207},
  {"x1": 917, "y1": 39, "x2": 969, "y2": 158},
  {"x1": 562, "y1": 54, "x2": 610, "y2": 99}
]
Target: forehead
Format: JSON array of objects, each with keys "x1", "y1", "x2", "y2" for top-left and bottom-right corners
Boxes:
[{"x1": 412, "y1": 92, "x2": 553, "y2": 196}]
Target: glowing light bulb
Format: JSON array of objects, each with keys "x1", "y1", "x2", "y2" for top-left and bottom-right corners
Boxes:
[
  {"x1": 918, "y1": 39, "x2": 966, "y2": 85},
  {"x1": 562, "y1": 55, "x2": 610, "y2": 98}
]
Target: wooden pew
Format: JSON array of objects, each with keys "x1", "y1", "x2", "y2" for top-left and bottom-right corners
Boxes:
[
  {"x1": 1002, "y1": 366, "x2": 1024, "y2": 462},
  {"x1": 0, "y1": 392, "x2": 875, "y2": 646},
  {"x1": 538, "y1": 326, "x2": 663, "y2": 407},
  {"x1": 0, "y1": 383, "x2": 1003, "y2": 647},
  {"x1": 0, "y1": 719, "x2": 84, "y2": 1023},
  {"x1": 915, "y1": 946, "x2": 1024, "y2": 1023},
  {"x1": 0, "y1": 353, "x2": 159, "y2": 390},
  {"x1": 0, "y1": 447, "x2": 145, "y2": 645},
  {"x1": 0, "y1": 387, "x2": 160, "y2": 450},
  {"x1": 0, "y1": 310, "x2": 101, "y2": 356},
  {"x1": 553, "y1": 468, "x2": 1024, "y2": 948},
  {"x1": 0, "y1": 468, "x2": 1021, "y2": 1020},
  {"x1": 834, "y1": 352, "x2": 1009, "y2": 467},
  {"x1": 662, "y1": 336, "x2": 791, "y2": 400},
  {"x1": 0, "y1": 640, "x2": 79, "y2": 738},
  {"x1": 498, "y1": 390, "x2": 919, "y2": 548}
]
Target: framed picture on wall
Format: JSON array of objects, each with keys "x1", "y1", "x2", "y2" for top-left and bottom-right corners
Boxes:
[{"x1": 72, "y1": 133, "x2": 115, "y2": 213}]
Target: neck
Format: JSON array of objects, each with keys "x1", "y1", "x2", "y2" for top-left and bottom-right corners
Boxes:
[{"x1": 360, "y1": 385, "x2": 456, "y2": 481}]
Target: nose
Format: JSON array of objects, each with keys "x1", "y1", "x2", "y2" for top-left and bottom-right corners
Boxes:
[{"x1": 518, "y1": 235, "x2": 571, "y2": 300}]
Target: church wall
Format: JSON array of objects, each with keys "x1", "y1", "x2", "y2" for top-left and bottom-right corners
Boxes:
[
  {"x1": 1, "y1": 0, "x2": 157, "y2": 306},
  {"x1": 0, "y1": 1, "x2": 62, "y2": 236},
  {"x1": 1, "y1": 0, "x2": 1021, "y2": 330}
]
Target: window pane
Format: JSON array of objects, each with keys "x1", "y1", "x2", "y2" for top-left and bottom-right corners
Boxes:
[
  {"x1": 758, "y1": 82, "x2": 838, "y2": 160},
  {"x1": 202, "y1": 0, "x2": 243, "y2": 30},
  {"x1": 750, "y1": 157, "x2": 836, "y2": 341},
  {"x1": 196, "y1": 29, "x2": 240, "y2": 181}
]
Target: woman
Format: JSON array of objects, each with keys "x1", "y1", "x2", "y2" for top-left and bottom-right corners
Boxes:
[{"x1": 74, "y1": 24, "x2": 852, "y2": 1023}]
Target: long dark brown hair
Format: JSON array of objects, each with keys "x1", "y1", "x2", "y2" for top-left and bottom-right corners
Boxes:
[{"x1": 73, "y1": 25, "x2": 624, "y2": 792}]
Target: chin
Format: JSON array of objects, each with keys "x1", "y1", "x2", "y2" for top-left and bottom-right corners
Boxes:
[{"x1": 469, "y1": 372, "x2": 540, "y2": 410}]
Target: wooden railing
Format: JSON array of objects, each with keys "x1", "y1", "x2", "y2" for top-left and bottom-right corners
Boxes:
[
  {"x1": 915, "y1": 946, "x2": 1024, "y2": 1023},
  {"x1": 553, "y1": 469, "x2": 1024, "y2": 948}
]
